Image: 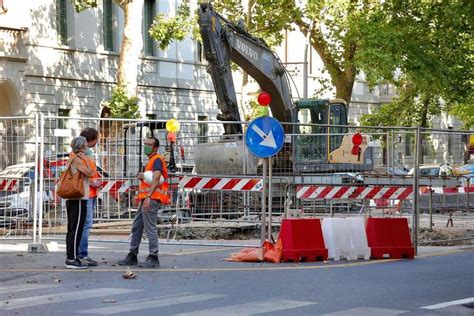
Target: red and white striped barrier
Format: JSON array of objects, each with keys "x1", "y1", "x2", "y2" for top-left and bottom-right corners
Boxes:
[
  {"x1": 100, "y1": 180, "x2": 130, "y2": 193},
  {"x1": 420, "y1": 186, "x2": 474, "y2": 194},
  {"x1": 179, "y1": 176, "x2": 263, "y2": 192},
  {"x1": 297, "y1": 186, "x2": 413, "y2": 200},
  {"x1": 0, "y1": 179, "x2": 18, "y2": 191}
]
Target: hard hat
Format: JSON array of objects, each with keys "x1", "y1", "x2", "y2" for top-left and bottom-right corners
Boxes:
[{"x1": 143, "y1": 170, "x2": 165, "y2": 185}]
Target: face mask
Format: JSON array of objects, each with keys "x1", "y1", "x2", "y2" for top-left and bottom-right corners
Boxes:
[
  {"x1": 86, "y1": 148, "x2": 94, "y2": 156},
  {"x1": 144, "y1": 145, "x2": 153, "y2": 155}
]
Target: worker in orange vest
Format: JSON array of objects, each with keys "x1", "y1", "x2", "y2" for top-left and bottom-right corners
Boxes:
[
  {"x1": 77, "y1": 128, "x2": 101, "y2": 267},
  {"x1": 118, "y1": 137, "x2": 169, "y2": 268}
]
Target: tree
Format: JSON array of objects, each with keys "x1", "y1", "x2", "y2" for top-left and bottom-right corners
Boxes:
[
  {"x1": 152, "y1": 1, "x2": 472, "y2": 128},
  {"x1": 72, "y1": 0, "x2": 144, "y2": 118},
  {"x1": 150, "y1": 1, "x2": 383, "y2": 106},
  {"x1": 358, "y1": 0, "x2": 473, "y2": 128}
]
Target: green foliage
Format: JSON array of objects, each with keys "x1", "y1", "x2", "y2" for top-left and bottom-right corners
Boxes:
[
  {"x1": 103, "y1": 86, "x2": 140, "y2": 119},
  {"x1": 448, "y1": 104, "x2": 474, "y2": 129},
  {"x1": 357, "y1": 0, "x2": 473, "y2": 127},
  {"x1": 360, "y1": 81, "x2": 442, "y2": 128},
  {"x1": 151, "y1": 1, "x2": 472, "y2": 127},
  {"x1": 149, "y1": 3, "x2": 200, "y2": 50},
  {"x1": 70, "y1": 0, "x2": 97, "y2": 13},
  {"x1": 246, "y1": 99, "x2": 269, "y2": 120}
]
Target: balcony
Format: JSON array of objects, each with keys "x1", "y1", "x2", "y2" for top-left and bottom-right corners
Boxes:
[{"x1": 0, "y1": 26, "x2": 27, "y2": 61}]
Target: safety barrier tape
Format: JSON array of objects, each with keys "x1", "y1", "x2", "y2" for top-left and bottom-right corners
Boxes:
[
  {"x1": 297, "y1": 186, "x2": 413, "y2": 200},
  {"x1": 100, "y1": 180, "x2": 130, "y2": 193},
  {"x1": 420, "y1": 186, "x2": 474, "y2": 194},
  {"x1": 0, "y1": 179, "x2": 18, "y2": 191},
  {"x1": 179, "y1": 176, "x2": 263, "y2": 191}
]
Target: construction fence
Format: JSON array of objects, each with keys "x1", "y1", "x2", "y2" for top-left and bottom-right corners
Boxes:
[{"x1": 0, "y1": 115, "x2": 472, "y2": 244}]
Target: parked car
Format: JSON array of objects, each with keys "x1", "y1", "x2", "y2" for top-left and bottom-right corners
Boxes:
[
  {"x1": 0, "y1": 155, "x2": 113, "y2": 221},
  {"x1": 457, "y1": 164, "x2": 474, "y2": 177},
  {"x1": 408, "y1": 164, "x2": 454, "y2": 177}
]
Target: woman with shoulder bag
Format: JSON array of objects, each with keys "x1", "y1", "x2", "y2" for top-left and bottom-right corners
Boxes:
[{"x1": 64, "y1": 136, "x2": 95, "y2": 269}]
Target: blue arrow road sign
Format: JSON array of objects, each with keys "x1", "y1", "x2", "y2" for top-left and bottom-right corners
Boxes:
[{"x1": 245, "y1": 116, "x2": 285, "y2": 158}]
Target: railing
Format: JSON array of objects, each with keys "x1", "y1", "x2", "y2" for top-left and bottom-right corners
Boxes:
[{"x1": 0, "y1": 26, "x2": 27, "y2": 59}]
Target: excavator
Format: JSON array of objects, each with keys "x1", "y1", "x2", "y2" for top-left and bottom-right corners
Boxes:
[{"x1": 195, "y1": 2, "x2": 373, "y2": 175}]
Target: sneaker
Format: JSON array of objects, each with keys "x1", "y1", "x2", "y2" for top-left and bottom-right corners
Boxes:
[
  {"x1": 65, "y1": 259, "x2": 87, "y2": 269},
  {"x1": 118, "y1": 253, "x2": 138, "y2": 266},
  {"x1": 79, "y1": 257, "x2": 98, "y2": 267},
  {"x1": 138, "y1": 255, "x2": 160, "y2": 268}
]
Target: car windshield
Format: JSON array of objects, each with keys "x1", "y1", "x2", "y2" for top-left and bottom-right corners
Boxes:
[
  {"x1": 0, "y1": 166, "x2": 33, "y2": 179},
  {"x1": 419, "y1": 168, "x2": 440, "y2": 176}
]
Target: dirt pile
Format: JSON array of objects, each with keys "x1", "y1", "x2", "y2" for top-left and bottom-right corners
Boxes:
[{"x1": 418, "y1": 228, "x2": 474, "y2": 246}]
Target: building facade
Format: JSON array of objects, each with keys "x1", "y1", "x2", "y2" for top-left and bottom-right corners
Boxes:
[{"x1": 0, "y1": 0, "x2": 218, "y2": 121}]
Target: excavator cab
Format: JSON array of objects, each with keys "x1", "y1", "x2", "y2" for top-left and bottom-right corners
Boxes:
[{"x1": 293, "y1": 99, "x2": 351, "y2": 172}]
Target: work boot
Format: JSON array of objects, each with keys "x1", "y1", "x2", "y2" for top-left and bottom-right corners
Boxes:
[
  {"x1": 117, "y1": 253, "x2": 138, "y2": 266},
  {"x1": 137, "y1": 255, "x2": 160, "y2": 268}
]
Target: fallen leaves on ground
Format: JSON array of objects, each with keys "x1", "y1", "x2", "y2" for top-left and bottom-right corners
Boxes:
[{"x1": 122, "y1": 267, "x2": 137, "y2": 279}]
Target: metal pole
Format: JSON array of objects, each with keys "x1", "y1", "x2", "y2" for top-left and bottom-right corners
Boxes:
[
  {"x1": 391, "y1": 130, "x2": 395, "y2": 173},
  {"x1": 386, "y1": 131, "x2": 390, "y2": 174},
  {"x1": 466, "y1": 177, "x2": 470, "y2": 212},
  {"x1": 219, "y1": 191, "x2": 223, "y2": 219},
  {"x1": 261, "y1": 158, "x2": 267, "y2": 245},
  {"x1": 33, "y1": 113, "x2": 39, "y2": 244},
  {"x1": 38, "y1": 114, "x2": 45, "y2": 244},
  {"x1": 267, "y1": 157, "x2": 273, "y2": 241},
  {"x1": 429, "y1": 185, "x2": 433, "y2": 231},
  {"x1": 412, "y1": 126, "x2": 421, "y2": 254},
  {"x1": 303, "y1": 22, "x2": 314, "y2": 99}
]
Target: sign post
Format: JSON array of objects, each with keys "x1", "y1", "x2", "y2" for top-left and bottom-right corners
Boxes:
[{"x1": 245, "y1": 116, "x2": 285, "y2": 245}]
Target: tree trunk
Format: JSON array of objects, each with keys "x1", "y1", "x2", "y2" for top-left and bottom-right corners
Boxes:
[
  {"x1": 334, "y1": 75, "x2": 355, "y2": 107},
  {"x1": 116, "y1": 0, "x2": 144, "y2": 116},
  {"x1": 295, "y1": 19, "x2": 356, "y2": 109},
  {"x1": 420, "y1": 95, "x2": 431, "y2": 129},
  {"x1": 419, "y1": 95, "x2": 431, "y2": 164}
]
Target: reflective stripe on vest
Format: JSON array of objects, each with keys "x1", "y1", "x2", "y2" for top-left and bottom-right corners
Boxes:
[{"x1": 138, "y1": 154, "x2": 170, "y2": 204}]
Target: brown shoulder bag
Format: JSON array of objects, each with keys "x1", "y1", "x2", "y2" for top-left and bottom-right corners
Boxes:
[{"x1": 56, "y1": 155, "x2": 84, "y2": 199}]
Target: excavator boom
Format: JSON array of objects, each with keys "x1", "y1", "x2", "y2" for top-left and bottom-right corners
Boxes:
[{"x1": 198, "y1": 3, "x2": 294, "y2": 131}]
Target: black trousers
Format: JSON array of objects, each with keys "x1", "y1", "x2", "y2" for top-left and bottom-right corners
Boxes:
[{"x1": 66, "y1": 200, "x2": 87, "y2": 260}]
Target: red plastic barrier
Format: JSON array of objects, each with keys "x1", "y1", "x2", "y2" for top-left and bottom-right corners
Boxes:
[
  {"x1": 278, "y1": 219, "x2": 328, "y2": 262},
  {"x1": 366, "y1": 218, "x2": 414, "y2": 259}
]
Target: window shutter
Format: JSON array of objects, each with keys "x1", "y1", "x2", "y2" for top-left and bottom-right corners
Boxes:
[
  {"x1": 103, "y1": 0, "x2": 114, "y2": 51},
  {"x1": 56, "y1": 0, "x2": 67, "y2": 45},
  {"x1": 143, "y1": 0, "x2": 155, "y2": 56}
]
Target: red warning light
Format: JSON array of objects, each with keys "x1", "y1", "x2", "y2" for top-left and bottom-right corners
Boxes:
[
  {"x1": 351, "y1": 132, "x2": 363, "y2": 159},
  {"x1": 257, "y1": 91, "x2": 271, "y2": 106},
  {"x1": 352, "y1": 133, "x2": 363, "y2": 146}
]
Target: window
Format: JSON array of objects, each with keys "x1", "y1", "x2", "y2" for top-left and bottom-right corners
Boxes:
[
  {"x1": 448, "y1": 126, "x2": 453, "y2": 155},
  {"x1": 298, "y1": 108, "x2": 311, "y2": 134},
  {"x1": 146, "y1": 113, "x2": 157, "y2": 120},
  {"x1": 58, "y1": 109, "x2": 70, "y2": 153},
  {"x1": 56, "y1": 0, "x2": 68, "y2": 45},
  {"x1": 143, "y1": 0, "x2": 156, "y2": 56},
  {"x1": 404, "y1": 134, "x2": 412, "y2": 156},
  {"x1": 103, "y1": 0, "x2": 114, "y2": 51},
  {"x1": 197, "y1": 41, "x2": 203, "y2": 62},
  {"x1": 198, "y1": 116, "x2": 208, "y2": 144}
]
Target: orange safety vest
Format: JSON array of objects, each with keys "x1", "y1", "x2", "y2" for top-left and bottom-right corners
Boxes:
[
  {"x1": 138, "y1": 153, "x2": 170, "y2": 204},
  {"x1": 69, "y1": 152, "x2": 100, "y2": 198}
]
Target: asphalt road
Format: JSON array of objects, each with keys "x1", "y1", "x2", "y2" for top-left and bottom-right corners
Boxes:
[{"x1": 0, "y1": 240, "x2": 473, "y2": 315}]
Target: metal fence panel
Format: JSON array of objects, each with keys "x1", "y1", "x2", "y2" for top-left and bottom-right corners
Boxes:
[
  {"x1": 0, "y1": 116, "x2": 37, "y2": 239},
  {"x1": 0, "y1": 115, "x2": 472, "y2": 244}
]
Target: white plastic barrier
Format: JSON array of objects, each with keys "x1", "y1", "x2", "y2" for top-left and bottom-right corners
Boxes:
[{"x1": 322, "y1": 218, "x2": 370, "y2": 260}]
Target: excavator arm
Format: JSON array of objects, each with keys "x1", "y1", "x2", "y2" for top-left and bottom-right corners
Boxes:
[{"x1": 198, "y1": 3, "x2": 294, "y2": 135}]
